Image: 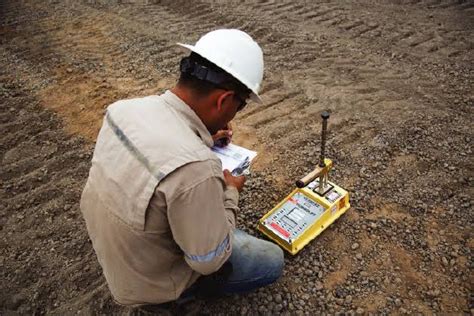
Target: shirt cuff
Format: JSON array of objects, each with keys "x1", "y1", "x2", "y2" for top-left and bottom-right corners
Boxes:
[{"x1": 224, "y1": 186, "x2": 239, "y2": 202}]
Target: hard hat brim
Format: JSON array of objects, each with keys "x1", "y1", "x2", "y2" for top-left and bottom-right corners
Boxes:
[{"x1": 177, "y1": 42, "x2": 263, "y2": 104}]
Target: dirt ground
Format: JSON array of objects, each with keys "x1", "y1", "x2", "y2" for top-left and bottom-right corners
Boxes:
[{"x1": 1, "y1": 0, "x2": 473, "y2": 315}]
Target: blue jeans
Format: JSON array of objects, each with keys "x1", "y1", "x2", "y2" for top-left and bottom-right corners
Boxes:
[{"x1": 183, "y1": 229, "x2": 284, "y2": 297}]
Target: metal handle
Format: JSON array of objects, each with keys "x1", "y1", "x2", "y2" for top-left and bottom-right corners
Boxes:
[{"x1": 295, "y1": 166, "x2": 324, "y2": 188}]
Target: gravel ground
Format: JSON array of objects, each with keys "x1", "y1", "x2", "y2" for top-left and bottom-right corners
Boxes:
[{"x1": 1, "y1": 0, "x2": 473, "y2": 315}]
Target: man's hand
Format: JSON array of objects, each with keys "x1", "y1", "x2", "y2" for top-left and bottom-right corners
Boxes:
[
  {"x1": 212, "y1": 123, "x2": 233, "y2": 147},
  {"x1": 223, "y1": 169, "x2": 246, "y2": 192}
]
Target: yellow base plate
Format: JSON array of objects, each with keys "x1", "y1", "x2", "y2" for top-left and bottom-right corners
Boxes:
[{"x1": 257, "y1": 181, "x2": 350, "y2": 255}]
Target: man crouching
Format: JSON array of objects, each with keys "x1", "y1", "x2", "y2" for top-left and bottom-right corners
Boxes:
[{"x1": 80, "y1": 29, "x2": 284, "y2": 309}]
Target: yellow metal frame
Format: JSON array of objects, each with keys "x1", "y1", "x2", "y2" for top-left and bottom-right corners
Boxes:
[{"x1": 257, "y1": 181, "x2": 350, "y2": 255}]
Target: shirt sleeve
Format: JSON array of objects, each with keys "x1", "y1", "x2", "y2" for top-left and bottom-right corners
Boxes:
[{"x1": 165, "y1": 162, "x2": 239, "y2": 275}]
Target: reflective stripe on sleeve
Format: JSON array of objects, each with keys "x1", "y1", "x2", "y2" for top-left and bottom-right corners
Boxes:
[{"x1": 185, "y1": 235, "x2": 230, "y2": 263}]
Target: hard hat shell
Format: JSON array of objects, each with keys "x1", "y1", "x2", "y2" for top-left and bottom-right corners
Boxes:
[{"x1": 178, "y1": 29, "x2": 264, "y2": 103}]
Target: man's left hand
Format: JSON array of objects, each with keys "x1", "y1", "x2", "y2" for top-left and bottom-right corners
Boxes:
[{"x1": 212, "y1": 124, "x2": 233, "y2": 147}]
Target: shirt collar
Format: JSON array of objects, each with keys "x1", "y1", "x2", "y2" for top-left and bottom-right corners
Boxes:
[{"x1": 161, "y1": 90, "x2": 214, "y2": 148}]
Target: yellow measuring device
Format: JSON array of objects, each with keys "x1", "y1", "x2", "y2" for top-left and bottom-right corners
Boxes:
[{"x1": 257, "y1": 112, "x2": 350, "y2": 255}]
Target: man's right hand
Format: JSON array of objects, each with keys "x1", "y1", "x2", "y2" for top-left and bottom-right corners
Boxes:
[{"x1": 223, "y1": 169, "x2": 246, "y2": 192}]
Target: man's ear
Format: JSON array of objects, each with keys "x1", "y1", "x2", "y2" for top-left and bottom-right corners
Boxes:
[{"x1": 216, "y1": 90, "x2": 233, "y2": 112}]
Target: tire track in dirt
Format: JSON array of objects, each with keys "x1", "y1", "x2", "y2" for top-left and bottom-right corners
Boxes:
[
  {"x1": 0, "y1": 50, "x2": 118, "y2": 314},
  {"x1": 2, "y1": 1, "x2": 180, "y2": 139},
  {"x1": 286, "y1": 0, "x2": 474, "y2": 61},
  {"x1": 219, "y1": 0, "x2": 473, "y2": 163}
]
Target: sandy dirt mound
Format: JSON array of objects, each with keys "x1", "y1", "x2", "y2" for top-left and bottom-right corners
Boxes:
[{"x1": 1, "y1": 0, "x2": 473, "y2": 314}]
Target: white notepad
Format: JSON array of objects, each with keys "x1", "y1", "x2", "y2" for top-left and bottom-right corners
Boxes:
[{"x1": 211, "y1": 143, "x2": 257, "y2": 175}]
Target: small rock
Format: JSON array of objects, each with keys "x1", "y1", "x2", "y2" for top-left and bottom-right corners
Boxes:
[
  {"x1": 274, "y1": 304, "x2": 283, "y2": 312},
  {"x1": 275, "y1": 293, "x2": 283, "y2": 304},
  {"x1": 442, "y1": 257, "x2": 449, "y2": 266},
  {"x1": 315, "y1": 282, "x2": 324, "y2": 291},
  {"x1": 351, "y1": 243, "x2": 360, "y2": 250}
]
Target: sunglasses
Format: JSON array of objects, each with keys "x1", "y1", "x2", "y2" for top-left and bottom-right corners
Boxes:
[
  {"x1": 233, "y1": 94, "x2": 248, "y2": 112},
  {"x1": 215, "y1": 84, "x2": 249, "y2": 112}
]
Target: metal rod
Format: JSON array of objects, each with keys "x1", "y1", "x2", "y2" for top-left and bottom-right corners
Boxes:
[
  {"x1": 318, "y1": 111, "x2": 330, "y2": 193},
  {"x1": 319, "y1": 111, "x2": 330, "y2": 167}
]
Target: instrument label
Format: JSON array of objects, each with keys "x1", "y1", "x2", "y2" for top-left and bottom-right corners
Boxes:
[{"x1": 264, "y1": 192, "x2": 326, "y2": 240}]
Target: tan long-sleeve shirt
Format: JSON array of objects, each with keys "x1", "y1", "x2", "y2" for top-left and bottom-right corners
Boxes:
[{"x1": 80, "y1": 91, "x2": 238, "y2": 306}]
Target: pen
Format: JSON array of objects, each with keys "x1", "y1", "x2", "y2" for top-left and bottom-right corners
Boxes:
[{"x1": 232, "y1": 156, "x2": 250, "y2": 176}]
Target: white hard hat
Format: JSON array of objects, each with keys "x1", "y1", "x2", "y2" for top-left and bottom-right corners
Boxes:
[{"x1": 178, "y1": 29, "x2": 264, "y2": 103}]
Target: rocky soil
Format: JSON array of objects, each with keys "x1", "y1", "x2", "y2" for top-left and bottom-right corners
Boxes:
[{"x1": 1, "y1": 0, "x2": 473, "y2": 315}]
